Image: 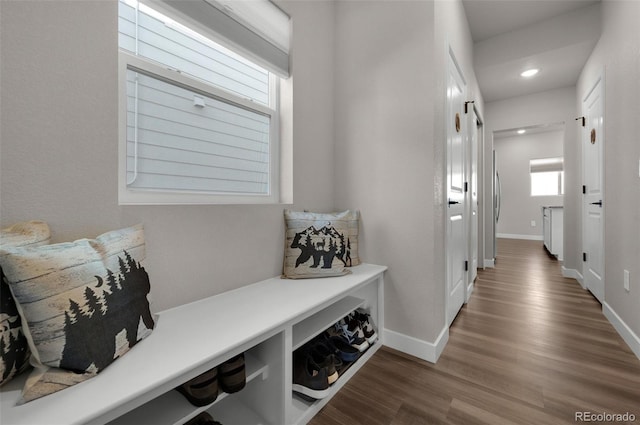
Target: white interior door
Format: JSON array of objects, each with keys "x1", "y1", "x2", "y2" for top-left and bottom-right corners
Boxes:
[
  {"x1": 582, "y1": 76, "x2": 605, "y2": 303},
  {"x1": 446, "y1": 48, "x2": 467, "y2": 325},
  {"x1": 469, "y1": 110, "x2": 479, "y2": 288}
]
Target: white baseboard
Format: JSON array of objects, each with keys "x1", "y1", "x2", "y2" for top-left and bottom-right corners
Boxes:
[
  {"x1": 562, "y1": 266, "x2": 585, "y2": 288},
  {"x1": 484, "y1": 258, "x2": 495, "y2": 268},
  {"x1": 603, "y1": 302, "x2": 640, "y2": 361},
  {"x1": 466, "y1": 281, "x2": 474, "y2": 302},
  {"x1": 382, "y1": 326, "x2": 449, "y2": 363},
  {"x1": 497, "y1": 233, "x2": 543, "y2": 241}
]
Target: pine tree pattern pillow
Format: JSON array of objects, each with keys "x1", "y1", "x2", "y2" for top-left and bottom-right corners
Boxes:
[
  {"x1": 0, "y1": 224, "x2": 155, "y2": 403},
  {"x1": 1, "y1": 221, "x2": 51, "y2": 387},
  {"x1": 283, "y1": 210, "x2": 360, "y2": 279}
]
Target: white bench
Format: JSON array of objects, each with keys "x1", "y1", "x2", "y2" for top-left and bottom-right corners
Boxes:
[{"x1": 0, "y1": 264, "x2": 386, "y2": 425}]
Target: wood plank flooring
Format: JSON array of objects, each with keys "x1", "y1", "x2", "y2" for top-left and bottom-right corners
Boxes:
[{"x1": 309, "y1": 238, "x2": 640, "y2": 425}]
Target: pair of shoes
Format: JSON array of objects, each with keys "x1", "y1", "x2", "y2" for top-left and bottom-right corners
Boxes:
[
  {"x1": 350, "y1": 309, "x2": 378, "y2": 344},
  {"x1": 184, "y1": 412, "x2": 223, "y2": 425},
  {"x1": 176, "y1": 367, "x2": 219, "y2": 407},
  {"x1": 323, "y1": 334, "x2": 360, "y2": 362},
  {"x1": 315, "y1": 331, "x2": 359, "y2": 363},
  {"x1": 308, "y1": 340, "x2": 341, "y2": 383},
  {"x1": 292, "y1": 332, "x2": 356, "y2": 400},
  {"x1": 219, "y1": 353, "x2": 246, "y2": 393},
  {"x1": 330, "y1": 314, "x2": 369, "y2": 352},
  {"x1": 292, "y1": 347, "x2": 331, "y2": 400},
  {"x1": 176, "y1": 353, "x2": 246, "y2": 406}
]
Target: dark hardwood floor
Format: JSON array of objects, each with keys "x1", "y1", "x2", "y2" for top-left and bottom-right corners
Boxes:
[{"x1": 309, "y1": 238, "x2": 640, "y2": 425}]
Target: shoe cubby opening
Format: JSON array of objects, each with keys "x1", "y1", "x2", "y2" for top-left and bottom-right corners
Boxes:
[
  {"x1": 289, "y1": 282, "x2": 382, "y2": 425},
  {"x1": 109, "y1": 339, "x2": 275, "y2": 425},
  {"x1": 292, "y1": 296, "x2": 365, "y2": 351},
  {"x1": 206, "y1": 396, "x2": 265, "y2": 425},
  {"x1": 210, "y1": 331, "x2": 287, "y2": 425},
  {"x1": 288, "y1": 339, "x2": 380, "y2": 425}
]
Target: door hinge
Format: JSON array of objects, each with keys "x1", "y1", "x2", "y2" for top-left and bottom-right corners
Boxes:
[
  {"x1": 576, "y1": 116, "x2": 586, "y2": 127},
  {"x1": 583, "y1": 252, "x2": 587, "y2": 262},
  {"x1": 583, "y1": 185, "x2": 586, "y2": 194},
  {"x1": 464, "y1": 260, "x2": 469, "y2": 271},
  {"x1": 464, "y1": 182, "x2": 468, "y2": 193}
]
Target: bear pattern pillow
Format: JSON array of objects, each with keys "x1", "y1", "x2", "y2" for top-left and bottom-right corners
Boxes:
[
  {"x1": 0, "y1": 224, "x2": 155, "y2": 403},
  {"x1": 1, "y1": 220, "x2": 51, "y2": 387},
  {"x1": 283, "y1": 210, "x2": 360, "y2": 279}
]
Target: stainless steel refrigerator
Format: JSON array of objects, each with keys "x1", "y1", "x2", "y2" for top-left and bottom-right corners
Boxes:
[{"x1": 492, "y1": 150, "x2": 501, "y2": 261}]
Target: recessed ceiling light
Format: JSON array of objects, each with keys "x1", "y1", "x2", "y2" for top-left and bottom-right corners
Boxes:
[
  {"x1": 520, "y1": 69, "x2": 539, "y2": 78},
  {"x1": 517, "y1": 129, "x2": 526, "y2": 134}
]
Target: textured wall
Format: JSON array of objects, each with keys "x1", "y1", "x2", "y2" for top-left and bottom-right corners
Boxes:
[
  {"x1": 333, "y1": 0, "x2": 482, "y2": 355},
  {"x1": 333, "y1": 0, "x2": 437, "y2": 343},
  {"x1": 0, "y1": 0, "x2": 337, "y2": 311}
]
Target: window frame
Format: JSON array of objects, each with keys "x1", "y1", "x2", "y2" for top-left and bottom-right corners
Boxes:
[{"x1": 117, "y1": 14, "x2": 281, "y2": 205}]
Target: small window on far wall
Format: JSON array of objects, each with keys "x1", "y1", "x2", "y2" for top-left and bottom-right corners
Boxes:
[
  {"x1": 117, "y1": 0, "x2": 290, "y2": 205},
  {"x1": 530, "y1": 157, "x2": 564, "y2": 196}
]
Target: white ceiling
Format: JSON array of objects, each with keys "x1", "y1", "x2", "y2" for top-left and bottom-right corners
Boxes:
[
  {"x1": 462, "y1": 0, "x2": 602, "y2": 103},
  {"x1": 493, "y1": 122, "x2": 565, "y2": 140}
]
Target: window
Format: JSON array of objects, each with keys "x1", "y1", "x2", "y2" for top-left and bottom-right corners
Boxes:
[
  {"x1": 530, "y1": 157, "x2": 564, "y2": 196},
  {"x1": 118, "y1": 0, "x2": 289, "y2": 204}
]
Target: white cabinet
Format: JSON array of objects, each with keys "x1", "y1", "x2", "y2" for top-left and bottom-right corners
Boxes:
[
  {"x1": 0, "y1": 264, "x2": 386, "y2": 425},
  {"x1": 542, "y1": 206, "x2": 563, "y2": 260}
]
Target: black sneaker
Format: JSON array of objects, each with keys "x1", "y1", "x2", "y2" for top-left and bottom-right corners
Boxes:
[
  {"x1": 310, "y1": 341, "x2": 342, "y2": 381},
  {"x1": 332, "y1": 316, "x2": 369, "y2": 352},
  {"x1": 292, "y1": 349, "x2": 330, "y2": 399},
  {"x1": 325, "y1": 334, "x2": 360, "y2": 362},
  {"x1": 353, "y1": 309, "x2": 378, "y2": 344}
]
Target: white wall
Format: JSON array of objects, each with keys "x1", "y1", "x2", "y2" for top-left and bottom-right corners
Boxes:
[
  {"x1": 0, "y1": 0, "x2": 336, "y2": 311},
  {"x1": 577, "y1": 0, "x2": 640, "y2": 356},
  {"x1": 333, "y1": 0, "x2": 482, "y2": 360},
  {"x1": 333, "y1": 0, "x2": 437, "y2": 346},
  {"x1": 483, "y1": 87, "x2": 578, "y2": 270},
  {"x1": 494, "y1": 130, "x2": 564, "y2": 238}
]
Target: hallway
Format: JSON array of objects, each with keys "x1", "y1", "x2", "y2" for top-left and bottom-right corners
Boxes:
[{"x1": 310, "y1": 239, "x2": 640, "y2": 424}]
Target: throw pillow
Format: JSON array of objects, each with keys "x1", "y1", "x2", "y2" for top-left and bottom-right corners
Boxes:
[
  {"x1": 1, "y1": 221, "x2": 50, "y2": 387},
  {"x1": 283, "y1": 210, "x2": 360, "y2": 279},
  {"x1": 0, "y1": 224, "x2": 155, "y2": 403}
]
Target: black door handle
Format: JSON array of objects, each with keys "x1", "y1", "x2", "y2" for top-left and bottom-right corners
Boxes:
[
  {"x1": 448, "y1": 200, "x2": 460, "y2": 205},
  {"x1": 590, "y1": 200, "x2": 603, "y2": 206}
]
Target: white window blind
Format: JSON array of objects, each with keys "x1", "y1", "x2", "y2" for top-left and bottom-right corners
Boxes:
[
  {"x1": 126, "y1": 70, "x2": 270, "y2": 195},
  {"x1": 530, "y1": 157, "x2": 564, "y2": 196},
  {"x1": 118, "y1": 0, "x2": 270, "y2": 104},
  {"x1": 530, "y1": 157, "x2": 564, "y2": 173},
  {"x1": 118, "y1": 0, "x2": 283, "y2": 204},
  {"x1": 142, "y1": 0, "x2": 291, "y2": 77}
]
